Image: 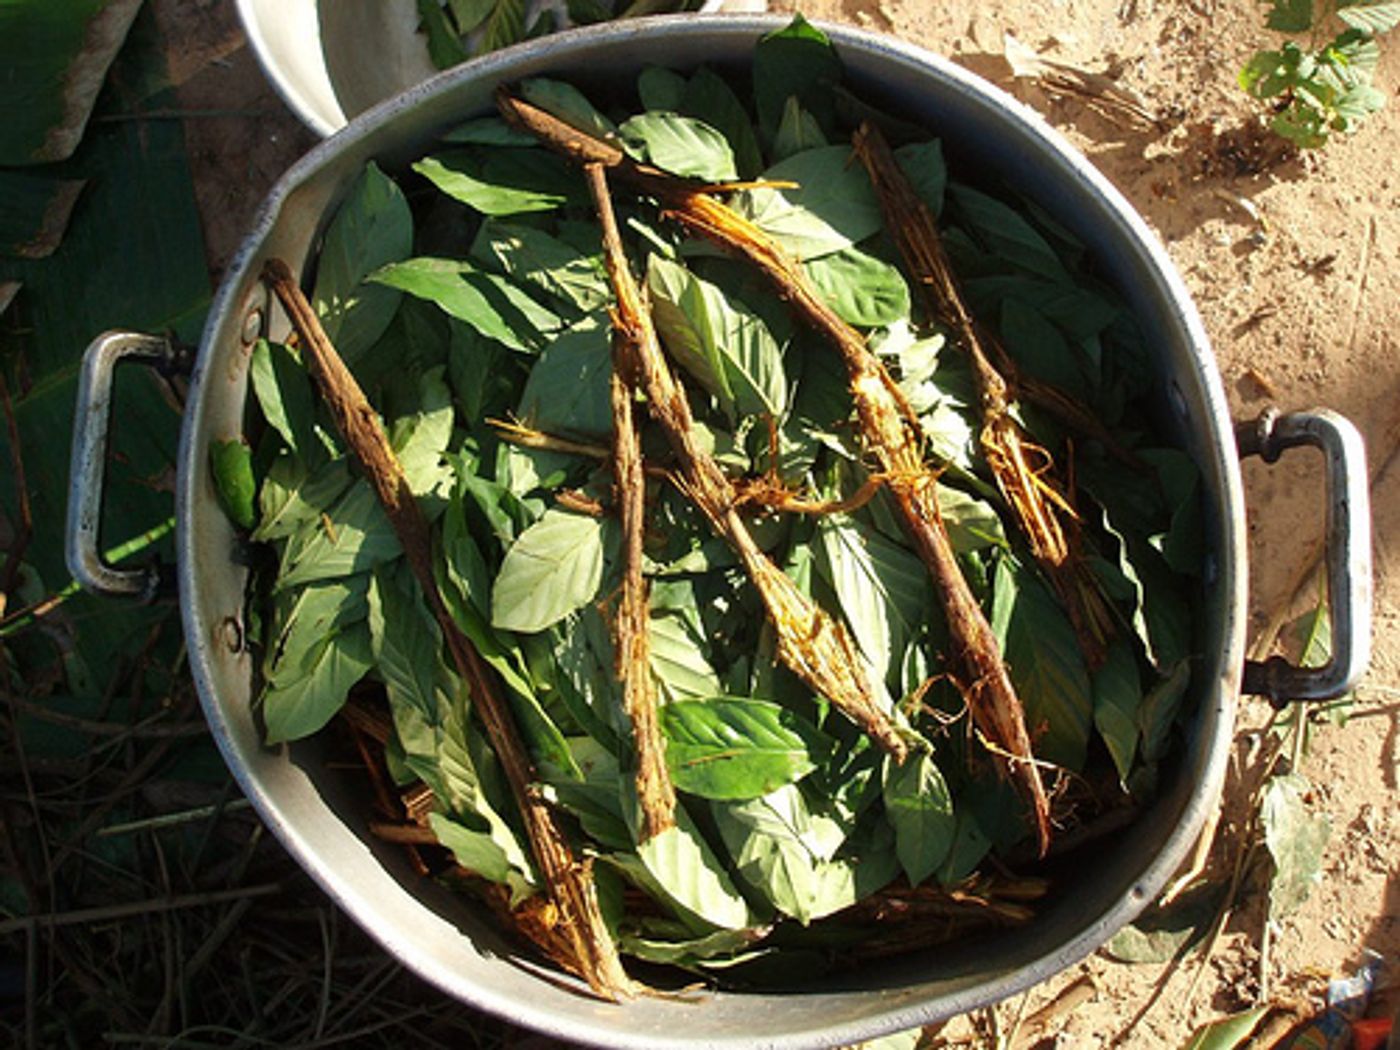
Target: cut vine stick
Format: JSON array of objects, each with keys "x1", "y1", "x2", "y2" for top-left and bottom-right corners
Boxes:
[
  {"x1": 263, "y1": 258, "x2": 635, "y2": 1002},
  {"x1": 853, "y1": 121, "x2": 1112, "y2": 668},
  {"x1": 600, "y1": 169, "x2": 678, "y2": 842},
  {"x1": 499, "y1": 89, "x2": 1042, "y2": 846},
  {"x1": 582, "y1": 163, "x2": 908, "y2": 764}
]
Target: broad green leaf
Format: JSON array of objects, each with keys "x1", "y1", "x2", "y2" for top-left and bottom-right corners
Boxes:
[
  {"x1": 660, "y1": 698, "x2": 827, "y2": 800},
  {"x1": 771, "y1": 97, "x2": 827, "y2": 161},
  {"x1": 1265, "y1": 0, "x2": 1314, "y2": 32},
  {"x1": 417, "y1": 0, "x2": 469, "y2": 68},
  {"x1": 388, "y1": 367, "x2": 455, "y2": 495},
  {"x1": 1000, "y1": 297, "x2": 1091, "y2": 396},
  {"x1": 474, "y1": 220, "x2": 609, "y2": 314},
  {"x1": 368, "y1": 569, "x2": 442, "y2": 742},
  {"x1": 714, "y1": 785, "x2": 820, "y2": 923},
  {"x1": 1138, "y1": 660, "x2": 1191, "y2": 766},
  {"x1": 815, "y1": 514, "x2": 928, "y2": 682},
  {"x1": 490, "y1": 507, "x2": 605, "y2": 633},
  {"x1": 481, "y1": 0, "x2": 526, "y2": 52},
  {"x1": 249, "y1": 340, "x2": 321, "y2": 462},
  {"x1": 210, "y1": 439, "x2": 256, "y2": 530},
  {"x1": 441, "y1": 116, "x2": 537, "y2": 146},
  {"x1": 619, "y1": 926, "x2": 767, "y2": 967},
  {"x1": 371, "y1": 257, "x2": 561, "y2": 352},
  {"x1": 950, "y1": 185, "x2": 1068, "y2": 281},
  {"x1": 313, "y1": 162, "x2": 412, "y2": 363},
  {"x1": 636, "y1": 807, "x2": 752, "y2": 930},
  {"x1": 277, "y1": 481, "x2": 402, "y2": 589},
  {"x1": 253, "y1": 452, "x2": 351, "y2": 543},
  {"x1": 262, "y1": 620, "x2": 373, "y2": 744},
  {"x1": 262, "y1": 577, "x2": 373, "y2": 743},
  {"x1": 895, "y1": 140, "x2": 948, "y2": 218},
  {"x1": 516, "y1": 318, "x2": 613, "y2": 436},
  {"x1": 0, "y1": 171, "x2": 85, "y2": 258},
  {"x1": 639, "y1": 65, "x2": 687, "y2": 111},
  {"x1": 752, "y1": 14, "x2": 841, "y2": 142},
  {"x1": 938, "y1": 807, "x2": 992, "y2": 884},
  {"x1": 620, "y1": 111, "x2": 738, "y2": 182},
  {"x1": 0, "y1": 0, "x2": 143, "y2": 165},
  {"x1": 1337, "y1": 2, "x2": 1400, "y2": 34},
  {"x1": 1180, "y1": 1008, "x2": 1270, "y2": 1050},
  {"x1": 882, "y1": 751, "x2": 956, "y2": 886},
  {"x1": 730, "y1": 146, "x2": 883, "y2": 261},
  {"x1": 681, "y1": 67, "x2": 765, "y2": 180},
  {"x1": 1262, "y1": 772, "x2": 1330, "y2": 917},
  {"x1": 428, "y1": 812, "x2": 526, "y2": 892},
  {"x1": 447, "y1": 0, "x2": 495, "y2": 33},
  {"x1": 990, "y1": 556, "x2": 1093, "y2": 771},
  {"x1": 650, "y1": 608, "x2": 724, "y2": 702},
  {"x1": 1093, "y1": 641, "x2": 1142, "y2": 782},
  {"x1": 939, "y1": 486, "x2": 1007, "y2": 552},
  {"x1": 803, "y1": 245, "x2": 910, "y2": 328},
  {"x1": 646, "y1": 255, "x2": 787, "y2": 421},
  {"x1": 413, "y1": 148, "x2": 583, "y2": 215},
  {"x1": 518, "y1": 77, "x2": 617, "y2": 139}
]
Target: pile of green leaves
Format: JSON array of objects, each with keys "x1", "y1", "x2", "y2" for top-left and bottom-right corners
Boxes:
[
  {"x1": 230, "y1": 18, "x2": 1204, "y2": 979},
  {"x1": 1239, "y1": 0, "x2": 1399, "y2": 148},
  {"x1": 416, "y1": 0, "x2": 707, "y2": 69}
]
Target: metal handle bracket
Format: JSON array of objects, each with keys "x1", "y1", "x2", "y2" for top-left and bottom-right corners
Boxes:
[
  {"x1": 65, "y1": 331, "x2": 189, "y2": 601},
  {"x1": 1237, "y1": 408, "x2": 1372, "y2": 703}
]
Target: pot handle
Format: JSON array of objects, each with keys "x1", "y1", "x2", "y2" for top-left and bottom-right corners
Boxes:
[
  {"x1": 1236, "y1": 408, "x2": 1372, "y2": 702},
  {"x1": 66, "y1": 331, "x2": 190, "y2": 601}
]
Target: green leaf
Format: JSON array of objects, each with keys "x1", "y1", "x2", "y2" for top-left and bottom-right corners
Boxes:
[
  {"x1": 0, "y1": 0, "x2": 143, "y2": 165},
  {"x1": 619, "y1": 926, "x2": 767, "y2": 967},
  {"x1": 802, "y1": 245, "x2": 910, "y2": 328},
  {"x1": 249, "y1": 340, "x2": 321, "y2": 462},
  {"x1": 474, "y1": 220, "x2": 609, "y2": 314},
  {"x1": 771, "y1": 97, "x2": 827, "y2": 161},
  {"x1": 650, "y1": 608, "x2": 724, "y2": 702},
  {"x1": 620, "y1": 111, "x2": 738, "y2": 182},
  {"x1": 490, "y1": 507, "x2": 605, "y2": 633},
  {"x1": 1337, "y1": 2, "x2": 1400, "y2": 35},
  {"x1": 639, "y1": 65, "x2": 687, "y2": 111},
  {"x1": 990, "y1": 556, "x2": 1093, "y2": 771},
  {"x1": 1265, "y1": 0, "x2": 1314, "y2": 32},
  {"x1": 1262, "y1": 772, "x2": 1330, "y2": 917},
  {"x1": 481, "y1": 0, "x2": 526, "y2": 52},
  {"x1": 660, "y1": 698, "x2": 827, "y2": 800},
  {"x1": 447, "y1": 0, "x2": 496, "y2": 34},
  {"x1": 371, "y1": 257, "x2": 561, "y2": 352},
  {"x1": 814, "y1": 514, "x2": 928, "y2": 683},
  {"x1": 895, "y1": 140, "x2": 948, "y2": 218},
  {"x1": 1093, "y1": 641, "x2": 1142, "y2": 782},
  {"x1": 417, "y1": 0, "x2": 470, "y2": 68},
  {"x1": 0, "y1": 171, "x2": 86, "y2": 258},
  {"x1": 210, "y1": 439, "x2": 257, "y2": 530},
  {"x1": 646, "y1": 254, "x2": 788, "y2": 421},
  {"x1": 277, "y1": 481, "x2": 402, "y2": 589},
  {"x1": 939, "y1": 486, "x2": 1007, "y2": 552},
  {"x1": 950, "y1": 185, "x2": 1069, "y2": 281},
  {"x1": 1180, "y1": 1008, "x2": 1270, "y2": 1050},
  {"x1": 428, "y1": 812, "x2": 522, "y2": 890},
  {"x1": 636, "y1": 806, "x2": 753, "y2": 930},
  {"x1": 752, "y1": 14, "x2": 841, "y2": 142},
  {"x1": 313, "y1": 162, "x2": 413, "y2": 364},
  {"x1": 440, "y1": 116, "x2": 538, "y2": 146},
  {"x1": 262, "y1": 577, "x2": 373, "y2": 744},
  {"x1": 681, "y1": 67, "x2": 765, "y2": 180},
  {"x1": 714, "y1": 785, "x2": 820, "y2": 923},
  {"x1": 518, "y1": 77, "x2": 616, "y2": 139},
  {"x1": 389, "y1": 367, "x2": 455, "y2": 495},
  {"x1": 253, "y1": 452, "x2": 350, "y2": 543},
  {"x1": 516, "y1": 318, "x2": 614, "y2": 436},
  {"x1": 1103, "y1": 883, "x2": 1219, "y2": 964},
  {"x1": 730, "y1": 146, "x2": 883, "y2": 261},
  {"x1": 882, "y1": 751, "x2": 956, "y2": 886},
  {"x1": 1138, "y1": 660, "x2": 1191, "y2": 766},
  {"x1": 413, "y1": 148, "x2": 583, "y2": 216}
]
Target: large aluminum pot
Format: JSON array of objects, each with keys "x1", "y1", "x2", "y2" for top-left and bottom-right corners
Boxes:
[{"x1": 66, "y1": 16, "x2": 1371, "y2": 1049}]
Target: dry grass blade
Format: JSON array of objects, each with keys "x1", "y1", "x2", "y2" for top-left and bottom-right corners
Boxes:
[
  {"x1": 581, "y1": 162, "x2": 908, "y2": 763},
  {"x1": 495, "y1": 91, "x2": 1047, "y2": 849},
  {"x1": 852, "y1": 121, "x2": 1113, "y2": 668},
  {"x1": 262, "y1": 258, "x2": 636, "y2": 1002},
  {"x1": 596, "y1": 165, "x2": 678, "y2": 841}
]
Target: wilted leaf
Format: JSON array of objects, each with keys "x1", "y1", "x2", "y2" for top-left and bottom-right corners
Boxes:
[
  {"x1": 1262, "y1": 772, "x2": 1330, "y2": 917},
  {"x1": 1180, "y1": 1007, "x2": 1270, "y2": 1050}
]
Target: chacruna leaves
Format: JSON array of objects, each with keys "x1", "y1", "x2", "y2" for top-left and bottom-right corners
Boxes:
[{"x1": 234, "y1": 15, "x2": 1204, "y2": 995}]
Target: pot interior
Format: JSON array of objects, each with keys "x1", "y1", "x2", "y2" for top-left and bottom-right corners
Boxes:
[{"x1": 180, "y1": 16, "x2": 1246, "y2": 1049}]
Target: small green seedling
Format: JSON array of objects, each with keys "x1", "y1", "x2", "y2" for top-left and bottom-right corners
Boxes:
[{"x1": 1239, "y1": 0, "x2": 1399, "y2": 148}]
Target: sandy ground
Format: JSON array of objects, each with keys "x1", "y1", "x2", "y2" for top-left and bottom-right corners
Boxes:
[{"x1": 157, "y1": 0, "x2": 1400, "y2": 1045}]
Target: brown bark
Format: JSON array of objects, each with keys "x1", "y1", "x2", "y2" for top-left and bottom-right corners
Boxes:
[
  {"x1": 263, "y1": 258, "x2": 636, "y2": 1001},
  {"x1": 852, "y1": 122, "x2": 1112, "y2": 667},
  {"x1": 581, "y1": 164, "x2": 908, "y2": 764}
]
